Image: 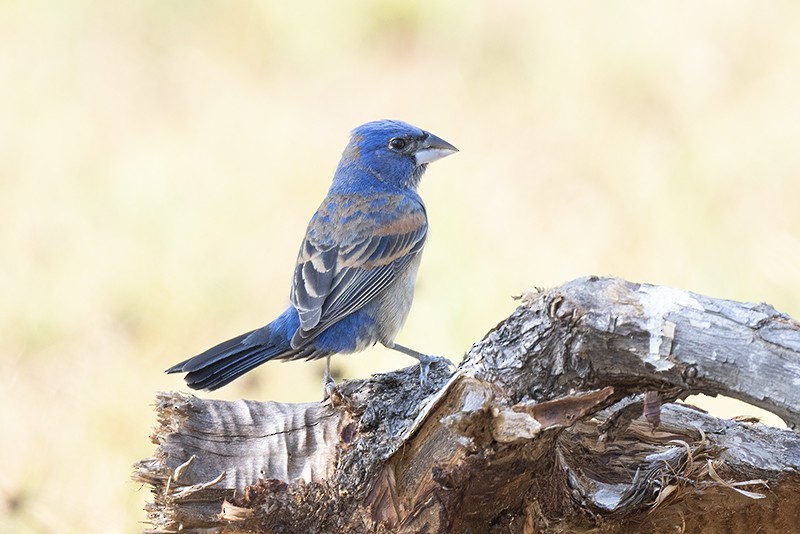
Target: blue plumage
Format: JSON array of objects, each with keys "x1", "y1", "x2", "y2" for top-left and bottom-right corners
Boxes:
[{"x1": 166, "y1": 120, "x2": 458, "y2": 392}]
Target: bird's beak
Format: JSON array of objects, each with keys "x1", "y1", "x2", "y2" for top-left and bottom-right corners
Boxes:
[{"x1": 414, "y1": 132, "x2": 459, "y2": 165}]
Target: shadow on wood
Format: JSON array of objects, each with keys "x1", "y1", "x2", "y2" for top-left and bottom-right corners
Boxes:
[{"x1": 134, "y1": 276, "x2": 800, "y2": 533}]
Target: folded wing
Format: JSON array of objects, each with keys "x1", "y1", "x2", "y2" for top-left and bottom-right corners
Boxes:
[{"x1": 290, "y1": 195, "x2": 427, "y2": 348}]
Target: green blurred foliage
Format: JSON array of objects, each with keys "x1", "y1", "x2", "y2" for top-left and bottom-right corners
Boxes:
[{"x1": 1, "y1": 1, "x2": 799, "y2": 532}]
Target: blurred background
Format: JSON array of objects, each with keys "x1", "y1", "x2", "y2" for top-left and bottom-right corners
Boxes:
[{"x1": 2, "y1": 1, "x2": 799, "y2": 532}]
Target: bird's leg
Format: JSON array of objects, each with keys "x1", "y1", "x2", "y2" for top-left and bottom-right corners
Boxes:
[
  {"x1": 386, "y1": 343, "x2": 454, "y2": 386},
  {"x1": 322, "y1": 355, "x2": 336, "y2": 400}
]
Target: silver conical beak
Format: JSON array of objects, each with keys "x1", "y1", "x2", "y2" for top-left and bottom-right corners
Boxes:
[{"x1": 414, "y1": 131, "x2": 459, "y2": 165}]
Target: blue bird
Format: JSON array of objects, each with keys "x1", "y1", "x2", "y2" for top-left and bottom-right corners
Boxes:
[{"x1": 166, "y1": 120, "x2": 458, "y2": 393}]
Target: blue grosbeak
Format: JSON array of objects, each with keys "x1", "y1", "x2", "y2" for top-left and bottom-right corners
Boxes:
[{"x1": 166, "y1": 120, "x2": 458, "y2": 393}]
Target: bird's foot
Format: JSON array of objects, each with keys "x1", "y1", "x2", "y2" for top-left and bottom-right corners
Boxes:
[
  {"x1": 321, "y1": 355, "x2": 336, "y2": 401},
  {"x1": 322, "y1": 374, "x2": 336, "y2": 401},
  {"x1": 387, "y1": 343, "x2": 454, "y2": 387},
  {"x1": 415, "y1": 354, "x2": 454, "y2": 386}
]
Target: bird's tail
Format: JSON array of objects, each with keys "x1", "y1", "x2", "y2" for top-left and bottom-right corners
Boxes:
[{"x1": 166, "y1": 311, "x2": 298, "y2": 390}]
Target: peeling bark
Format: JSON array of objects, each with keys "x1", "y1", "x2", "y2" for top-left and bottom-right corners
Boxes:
[{"x1": 134, "y1": 277, "x2": 800, "y2": 533}]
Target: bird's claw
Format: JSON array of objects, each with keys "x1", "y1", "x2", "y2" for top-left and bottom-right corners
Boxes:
[
  {"x1": 322, "y1": 374, "x2": 336, "y2": 401},
  {"x1": 322, "y1": 354, "x2": 336, "y2": 401},
  {"x1": 416, "y1": 354, "x2": 454, "y2": 387}
]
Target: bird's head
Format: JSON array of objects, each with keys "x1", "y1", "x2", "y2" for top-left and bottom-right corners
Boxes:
[{"x1": 337, "y1": 120, "x2": 458, "y2": 191}]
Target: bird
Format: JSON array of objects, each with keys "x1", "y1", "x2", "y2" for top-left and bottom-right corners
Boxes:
[{"x1": 166, "y1": 120, "x2": 458, "y2": 394}]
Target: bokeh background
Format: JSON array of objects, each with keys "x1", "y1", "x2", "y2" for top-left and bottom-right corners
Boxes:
[{"x1": 2, "y1": 1, "x2": 799, "y2": 532}]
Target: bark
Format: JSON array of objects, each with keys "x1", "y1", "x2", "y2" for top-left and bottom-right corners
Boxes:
[{"x1": 134, "y1": 276, "x2": 800, "y2": 533}]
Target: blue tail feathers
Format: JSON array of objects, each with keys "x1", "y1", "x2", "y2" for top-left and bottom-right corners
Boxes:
[{"x1": 166, "y1": 308, "x2": 300, "y2": 391}]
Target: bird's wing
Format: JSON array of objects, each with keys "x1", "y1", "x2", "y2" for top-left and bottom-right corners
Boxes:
[{"x1": 289, "y1": 194, "x2": 427, "y2": 348}]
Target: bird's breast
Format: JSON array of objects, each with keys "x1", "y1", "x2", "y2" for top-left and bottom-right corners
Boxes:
[{"x1": 373, "y1": 254, "x2": 423, "y2": 344}]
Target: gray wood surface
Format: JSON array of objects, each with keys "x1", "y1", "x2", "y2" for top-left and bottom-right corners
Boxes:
[{"x1": 134, "y1": 276, "x2": 800, "y2": 533}]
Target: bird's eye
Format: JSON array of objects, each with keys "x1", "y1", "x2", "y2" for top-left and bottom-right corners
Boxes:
[{"x1": 388, "y1": 137, "x2": 407, "y2": 151}]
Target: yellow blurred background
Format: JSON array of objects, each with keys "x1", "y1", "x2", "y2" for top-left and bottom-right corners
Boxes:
[{"x1": 2, "y1": 1, "x2": 799, "y2": 532}]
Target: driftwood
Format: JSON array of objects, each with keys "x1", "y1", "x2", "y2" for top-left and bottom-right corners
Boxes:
[{"x1": 134, "y1": 276, "x2": 800, "y2": 533}]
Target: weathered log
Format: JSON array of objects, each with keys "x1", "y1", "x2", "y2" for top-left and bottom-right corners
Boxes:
[{"x1": 134, "y1": 276, "x2": 800, "y2": 533}]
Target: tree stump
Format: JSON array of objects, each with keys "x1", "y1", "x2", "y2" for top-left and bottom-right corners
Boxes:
[{"x1": 134, "y1": 276, "x2": 800, "y2": 533}]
